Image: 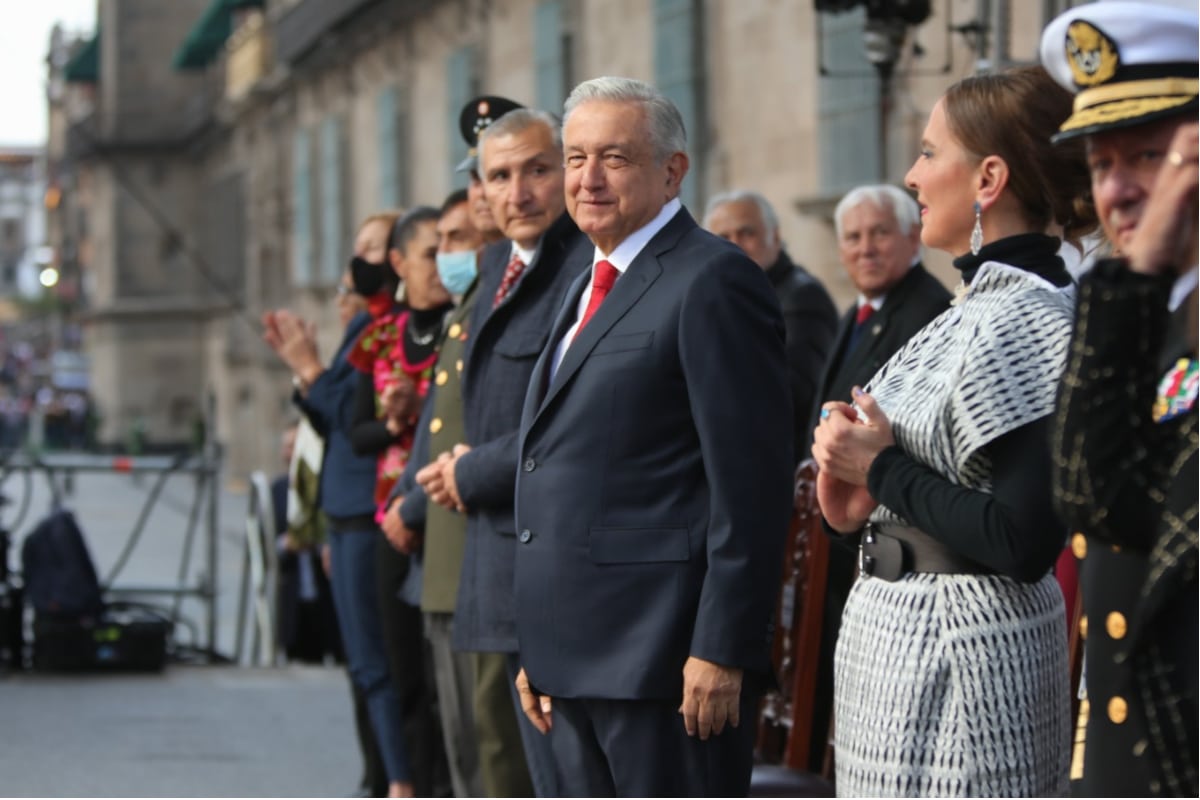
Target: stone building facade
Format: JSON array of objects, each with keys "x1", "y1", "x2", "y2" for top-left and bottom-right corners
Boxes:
[{"x1": 47, "y1": 0, "x2": 1085, "y2": 476}]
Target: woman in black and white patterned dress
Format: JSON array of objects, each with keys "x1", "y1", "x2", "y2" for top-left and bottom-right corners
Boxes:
[{"x1": 811, "y1": 66, "x2": 1097, "y2": 797}]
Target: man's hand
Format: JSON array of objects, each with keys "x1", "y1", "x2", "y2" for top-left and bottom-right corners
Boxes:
[
  {"x1": 515, "y1": 667, "x2": 552, "y2": 734},
  {"x1": 417, "y1": 452, "x2": 453, "y2": 509},
  {"x1": 380, "y1": 495, "x2": 421, "y2": 554},
  {"x1": 1126, "y1": 122, "x2": 1198, "y2": 275},
  {"x1": 440, "y1": 444, "x2": 471, "y2": 513},
  {"x1": 679, "y1": 656, "x2": 743, "y2": 740}
]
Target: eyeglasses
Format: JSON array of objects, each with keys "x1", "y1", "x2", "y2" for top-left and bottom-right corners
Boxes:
[{"x1": 336, "y1": 285, "x2": 354, "y2": 298}]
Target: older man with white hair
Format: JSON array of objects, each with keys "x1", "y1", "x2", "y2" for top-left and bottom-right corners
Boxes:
[{"x1": 704, "y1": 190, "x2": 836, "y2": 463}]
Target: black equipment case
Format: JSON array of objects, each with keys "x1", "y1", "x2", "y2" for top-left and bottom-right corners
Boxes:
[
  {"x1": 21, "y1": 509, "x2": 171, "y2": 672},
  {"x1": 31, "y1": 605, "x2": 170, "y2": 672}
]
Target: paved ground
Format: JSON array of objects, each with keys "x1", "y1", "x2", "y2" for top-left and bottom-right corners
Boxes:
[
  {"x1": 0, "y1": 455, "x2": 363, "y2": 797},
  {"x1": 0, "y1": 665, "x2": 360, "y2": 797}
]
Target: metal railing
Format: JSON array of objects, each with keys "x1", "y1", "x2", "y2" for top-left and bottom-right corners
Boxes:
[{"x1": 0, "y1": 445, "x2": 226, "y2": 662}]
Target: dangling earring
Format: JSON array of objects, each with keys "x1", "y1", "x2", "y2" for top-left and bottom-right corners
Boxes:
[{"x1": 970, "y1": 201, "x2": 983, "y2": 256}]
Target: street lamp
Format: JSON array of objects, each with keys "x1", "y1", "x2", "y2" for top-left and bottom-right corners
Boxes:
[{"x1": 815, "y1": 0, "x2": 933, "y2": 178}]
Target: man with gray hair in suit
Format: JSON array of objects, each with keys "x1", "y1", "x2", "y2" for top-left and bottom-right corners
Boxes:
[{"x1": 704, "y1": 190, "x2": 837, "y2": 463}]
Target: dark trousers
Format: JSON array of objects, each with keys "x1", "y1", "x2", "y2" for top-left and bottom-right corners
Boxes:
[
  {"x1": 549, "y1": 691, "x2": 759, "y2": 797},
  {"x1": 350, "y1": 677, "x2": 387, "y2": 797},
  {"x1": 376, "y1": 537, "x2": 451, "y2": 797}
]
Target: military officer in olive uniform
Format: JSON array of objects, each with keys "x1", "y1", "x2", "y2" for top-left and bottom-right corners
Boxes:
[{"x1": 1043, "y1": 3, "x2": 1199, "y2": 796}]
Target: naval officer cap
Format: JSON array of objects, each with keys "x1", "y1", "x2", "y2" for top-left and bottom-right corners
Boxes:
[
  {"x1": 456, "y1": 95, "x2": 525, "y2": 174},
  {"x1": 1040, "y1": 0, "x2": 1198, "y2": 143}
]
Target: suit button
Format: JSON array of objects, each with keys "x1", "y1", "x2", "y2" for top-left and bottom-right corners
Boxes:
[
  {"x1": 1108, "y1": 696, "x2": 1128, "y2": 724},
  {"x1": 523, "y1": 458, "x2": 536, "y2": 472},
  {"x1": 448, "y1": 323, "x2": 462, "y2": 339},
  {"x1": 1133, "y1": 739, "x2": 1148, "y2": 757},
  {"x1": 518, "y1": 529, "x2": 532, "y2": 543},
  {"x1": 1106, "y1": 611, "x2": 1127, "y2": 640},
  {"x1": 1079, "y1": 614, "x2": 1088, "y2": 639},
  {"x1": 430, "y1": 418, "x2": 443, "y2": 434},
  {"x1": 456, "y1": 359, "x2": 464, "y2": 374},
  {"x1": 1071, "y1": 533, "x2": 1087, "y2": 559},
  {"x1": 436, "y1": 370, "x2": 449, "y2": 386}
]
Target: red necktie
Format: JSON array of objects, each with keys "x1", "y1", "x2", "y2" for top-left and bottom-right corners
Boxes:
[
  {"x1": 572, "y1": 260, "x2": 619, "y2": 341},
  {"x1": 855, "y1": 303, "x2": 875, "y2": 326},
  {"x1": 492, "y1": 253, "x2": 526, "y2": 308}
]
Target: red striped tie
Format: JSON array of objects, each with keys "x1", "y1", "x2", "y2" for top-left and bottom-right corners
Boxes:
[{"x1": 492, "y1": 253, "x2": 526, "y2": 308}]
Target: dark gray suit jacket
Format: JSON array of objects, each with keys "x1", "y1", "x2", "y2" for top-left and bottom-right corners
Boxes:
[
  {"x1": 809, "y1": 262, "x2": 950, "y2": 436},
  {"x1": 512, "y1": 208, "x2": 794, "y2": 700},
  {"x1": 451, "y1": 212, "x2": 591, "y2": 653}
]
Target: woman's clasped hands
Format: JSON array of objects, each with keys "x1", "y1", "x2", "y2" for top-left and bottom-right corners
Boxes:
[{"x1": 811, "y1": 387, "x2": 895, "y2": 534}]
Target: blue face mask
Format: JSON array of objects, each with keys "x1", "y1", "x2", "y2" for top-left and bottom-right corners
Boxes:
[{"x1": 436, "y1": 249, "x2": 478, "y2": 296}]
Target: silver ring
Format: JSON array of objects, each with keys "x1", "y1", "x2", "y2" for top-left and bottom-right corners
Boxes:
[{"x1": 1169, "y1": 150, "x2": 1186, "y2": 167}]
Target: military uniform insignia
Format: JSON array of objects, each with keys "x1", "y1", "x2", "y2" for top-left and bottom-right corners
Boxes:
[
  {"x1": 1153, "y1": 357, "x2": 1198, "y2": 423},
  {"x1": 1065, "y1": 21, "x2": 1119, "y2": 87}
]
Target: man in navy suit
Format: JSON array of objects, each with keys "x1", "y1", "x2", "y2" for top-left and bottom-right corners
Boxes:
[
  {"x1": 420, "y1": 107, "x2": 589, "y2": 797},
  {"x1": 511, "y1": 77, "x2": 794, "y2": 796}
]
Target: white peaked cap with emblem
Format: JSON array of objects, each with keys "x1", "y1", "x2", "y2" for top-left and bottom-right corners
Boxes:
[{"x1": 1040, "y1": 0, "x2": 1198, "y2": 142}]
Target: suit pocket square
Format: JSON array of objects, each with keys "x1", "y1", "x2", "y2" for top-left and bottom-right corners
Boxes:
[{"x1": 589, "y1": 526, "x2": 689, "y2": 564}]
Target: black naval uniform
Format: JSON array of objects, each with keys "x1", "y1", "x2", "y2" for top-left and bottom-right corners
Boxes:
[{"x1": 1053, "y1": 258, "x2": 1199, "y2": 797}]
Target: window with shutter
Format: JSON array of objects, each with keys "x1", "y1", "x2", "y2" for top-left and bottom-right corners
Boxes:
[
  {"x1": 447, "y1": 46, "x2": 478, "y2": 188},
  {"x1": 319, "y1": 114, "x2": 347, "y2": 285},
  {"x1": 818, "y1": 8, "x2": 882, "y2": 191},
  {"x1": 291, "y1": 128, "x2": 313, "y2": 287},
  {"x1": 534, "y1": 1, "x2": 567, "y2": 114},
  {"x1": 653, "y1": 0, "x2": 703, "y2": 212}
]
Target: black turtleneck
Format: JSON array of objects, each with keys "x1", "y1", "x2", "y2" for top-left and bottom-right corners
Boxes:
[
  {"x1": 856, "y1": 233, "x2": 1073, "y2": 581},
  {"x1": 952, "y1": 232, "x2": 1072, "y2": 288},
  {"x1": 402, "y1": 302, "x2": 453, "y2": 364}
]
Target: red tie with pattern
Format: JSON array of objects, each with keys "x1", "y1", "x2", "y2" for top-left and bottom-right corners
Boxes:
[
  {"x1": 572, "y1": 260, "x2": 620, "y2": 342},
  {"x1": 492, "y1": 252, "x2": 526, "y2": 308}
]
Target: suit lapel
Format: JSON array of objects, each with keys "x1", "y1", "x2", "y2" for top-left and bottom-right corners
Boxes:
[
  {"x1": 818, "y1": 310, "x2": 857, "y2": 399},
  {"x1": 532, "y1": 208, "x2": 692, "y2": 421},
  {"x1": 521, "y1": 266, "x2": 590, "y2": 431}
]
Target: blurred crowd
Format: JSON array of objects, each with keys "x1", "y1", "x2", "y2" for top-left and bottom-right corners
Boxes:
[{"x1": 0, "y1": 340, "x2": 94, "y2": 452}]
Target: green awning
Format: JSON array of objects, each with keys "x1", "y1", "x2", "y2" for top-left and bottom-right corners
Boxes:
[
  {"x1": 64, "y1": 31, "x2": 99, "y2": 83},
  {"x1": 172, "y1": 0, "x2": 263, "y2": 70}
]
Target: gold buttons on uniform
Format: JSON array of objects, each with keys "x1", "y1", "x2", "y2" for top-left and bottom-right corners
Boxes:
[
  {"x1": 1079, "y1": 615, "x2": 1088, "y2": 639},
  {"x1": 436, "y1": 370, "x2": 449, "y2": 386},
  {"x1": 448, "y1": 323, "x2": 461, "y2": 339},
  {"x1": 430, "y1": 418, "x2": 443, "y2": 434},
  {"x1": 456, "y1": 359, "x2": 464, "y2": 374},
  {"x1": 1108, "y1": 696, "x2": 1128, "y2": 724},
  {"x1": 1071, "y1": 533, "x2": 1087, "y2": 559},
  {"x1": 1106, "y1": 611, "x2": 1127, "y2": 639}
]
